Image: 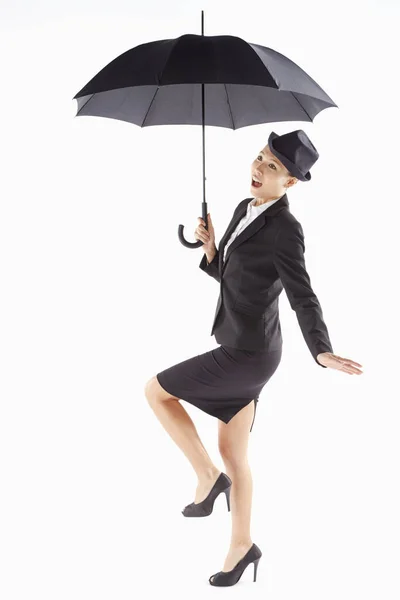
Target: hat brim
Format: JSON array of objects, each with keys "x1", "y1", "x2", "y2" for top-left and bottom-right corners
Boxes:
[{"x1": 268, "y1": 132, "x2": 311, "y2": 182}]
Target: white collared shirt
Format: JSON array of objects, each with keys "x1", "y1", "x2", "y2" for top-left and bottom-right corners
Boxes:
[{"x1": 223, "y1": 196, "x2": 283, "y2": 263}]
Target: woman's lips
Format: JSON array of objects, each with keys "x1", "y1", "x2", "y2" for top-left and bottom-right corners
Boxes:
[{"x1": 251, "y1": 179, "x2": 262, "y2": 188}]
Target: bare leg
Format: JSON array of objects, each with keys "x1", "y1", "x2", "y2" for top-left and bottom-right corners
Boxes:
[
  {"x1": 210, "y1": 400, "x2": 256, "y2": 579},
  {"x1": 145, "y1": 376, "x2": 221, "y2": 502}
]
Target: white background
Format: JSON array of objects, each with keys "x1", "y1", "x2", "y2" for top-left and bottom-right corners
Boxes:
[{"x1": 1, "y1": 0, "x2": 399, "y2": 598}]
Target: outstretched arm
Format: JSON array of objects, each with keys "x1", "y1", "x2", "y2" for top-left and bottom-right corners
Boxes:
[{"x1": 273, "y1": 223, "x2": 333, "y2": 368}]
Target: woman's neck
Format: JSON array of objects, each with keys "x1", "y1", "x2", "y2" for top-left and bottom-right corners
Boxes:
[{"x1": 254, "y1": 195, "x2": 281, "y2": 206}]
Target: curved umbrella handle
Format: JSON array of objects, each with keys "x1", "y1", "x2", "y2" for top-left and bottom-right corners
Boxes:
[{"x1": 178, "y1": 201, "x2": 208, "y2": 248}]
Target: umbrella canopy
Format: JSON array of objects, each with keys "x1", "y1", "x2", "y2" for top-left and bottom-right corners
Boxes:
[
  {"x1": 73, "y1": 34, "x2": 337, "y2": 126},
  {"x1": 73, "y1": 21, "x2": 337, "y2": 247}
]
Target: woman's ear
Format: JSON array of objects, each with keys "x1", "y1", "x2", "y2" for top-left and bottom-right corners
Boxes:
[{"x1": 286, "y1": 177, "x2": 298, "y2": 188}]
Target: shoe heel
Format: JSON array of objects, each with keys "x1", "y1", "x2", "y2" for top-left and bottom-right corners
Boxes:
[
  {"x1": 253, "y1": 557, "x2": 261, "y2": 582},
  {"x1": 224, "y1": 486, "x2": 231, "y2": 512}
]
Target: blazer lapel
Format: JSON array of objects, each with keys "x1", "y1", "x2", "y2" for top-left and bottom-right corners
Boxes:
[{"x1": 219, "y1": 194, "x2": 290, "y2": 275}]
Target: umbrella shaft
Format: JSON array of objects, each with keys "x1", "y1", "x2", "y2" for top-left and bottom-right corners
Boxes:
[{"x1": 201, "y1": 10, "x2": 206, "y2": 206}]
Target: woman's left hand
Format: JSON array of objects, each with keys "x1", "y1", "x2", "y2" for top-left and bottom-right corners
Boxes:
[{"x1": 316, "y1": 352, "x2": 363, "y2": 374}]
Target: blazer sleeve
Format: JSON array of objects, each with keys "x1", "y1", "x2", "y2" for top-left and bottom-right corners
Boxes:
[
  {"x1": 199, "y1": 248, "x2": 221, "y2": 283},
  {"x1": 273, "y1": 224, "x2": 333, "y2": 368},
  {"x1": 199, "y1": 199, "x2": 248, "y2": 284}
]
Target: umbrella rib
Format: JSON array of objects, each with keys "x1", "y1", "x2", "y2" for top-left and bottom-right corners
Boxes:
[
  {"x1": 75, "y1": 94, "x2": 95, "y2": 115},
  {"x1": 141, "y1": 87, "x2": 160, "y2": 127},
  {"x1": 141, "y1": 37, "x2": 180, "y2": 127},
  {"x1": 289, "y1": 91, "x2": 313, "y2": 122},
  {"x1": 223, "y1": 84, "x2": 235, "y2": 130}
]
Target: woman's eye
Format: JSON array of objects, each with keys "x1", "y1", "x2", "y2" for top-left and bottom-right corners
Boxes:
[{"x1": 257, "y1": 155, "x2": 275, "y2": 169}]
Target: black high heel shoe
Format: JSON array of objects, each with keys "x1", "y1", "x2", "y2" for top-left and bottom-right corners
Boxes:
[
  {"x1": 208, "y1": 543, "x2": 262, "y2": 586},
  {"x1": 181, "y1": 472, "x2": 232, "y2": 517}
]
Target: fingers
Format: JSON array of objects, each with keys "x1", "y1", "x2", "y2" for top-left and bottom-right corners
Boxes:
[
  {"x1": 332, "y1": 354, "x2": 362, "y2": 367},
  {"x1": 340, "y1": 366, "x2": 356, "y2": 375},
  {"x1": 335, "y1": 355, "x2": 363, "y2": 373},
  {"x1": 195, "y1": 217, "x2": 211, "y2": 244},
  {"x1": 196, "y1": 214, "x2": 214, "y2": 243},
  {"x1": 326, "y1": 353, "x2": 362, "y2": 375},
  {"x1": 335, "y1": 358, "x2": 363, "y2": 375},
  {"x1": 197, "y1": 214, "x2": 212, "y2": 227},
  {"x1": 344, "y1": 358, "x2": 363, "y2": 368},
  {"x1": 195, "y1": 229, "x2": 209, "y2": 243},
  {"x1": 333, "y1": 354, "x2": 362, "y2": 367}
]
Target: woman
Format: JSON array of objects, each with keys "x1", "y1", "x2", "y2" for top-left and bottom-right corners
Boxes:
[{"x1": 144, "y1": 129, "x2": 363, "y2": 587}]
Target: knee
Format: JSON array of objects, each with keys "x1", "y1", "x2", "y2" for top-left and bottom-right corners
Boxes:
[
  {"x1": 218, "y1": 442, "x2": 248, "y2": 470},
  {"x1": 144, "y1": 376, "x2": 158, "y2": 402}
]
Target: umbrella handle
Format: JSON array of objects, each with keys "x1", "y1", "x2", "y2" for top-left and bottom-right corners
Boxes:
[{"x1": 178, "y1": 201, "x2": 208, "y2": 248}]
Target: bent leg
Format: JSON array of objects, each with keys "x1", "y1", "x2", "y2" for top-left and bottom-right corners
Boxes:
[{"x1": 144, "y1": 376, "x2": 219, "y2": 483}]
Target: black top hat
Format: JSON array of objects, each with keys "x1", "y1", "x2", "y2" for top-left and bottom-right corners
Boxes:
[{"x1": 268, "y1": 130, "x2": 319, "y2": 182}]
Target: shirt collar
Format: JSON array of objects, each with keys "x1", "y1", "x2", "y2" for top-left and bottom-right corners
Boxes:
[{"x1": 248, "y1": 196, "x2": 283, "y2": 214}]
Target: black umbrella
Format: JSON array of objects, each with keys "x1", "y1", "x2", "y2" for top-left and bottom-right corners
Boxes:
[{"x1": 73, "y1": 11, "x2": 337, "y2": 248}]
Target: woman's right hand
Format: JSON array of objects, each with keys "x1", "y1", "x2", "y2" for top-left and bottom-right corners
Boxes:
[{"x1": 195, "y1": 213, "x2": 216, "y2": 254}]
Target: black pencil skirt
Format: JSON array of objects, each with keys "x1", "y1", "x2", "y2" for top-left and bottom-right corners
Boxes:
[{"x1": 156, "y1": 344, "x2": 282, "y2": 433}]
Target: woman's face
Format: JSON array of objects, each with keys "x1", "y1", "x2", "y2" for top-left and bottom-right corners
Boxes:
[{"x1": 250, "y1": 144, "x2": 297, "y2": 200}]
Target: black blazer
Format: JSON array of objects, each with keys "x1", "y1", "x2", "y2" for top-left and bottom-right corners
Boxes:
[{"x1": 199, "y1": 194, "x2": 333, "y2": 367}]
